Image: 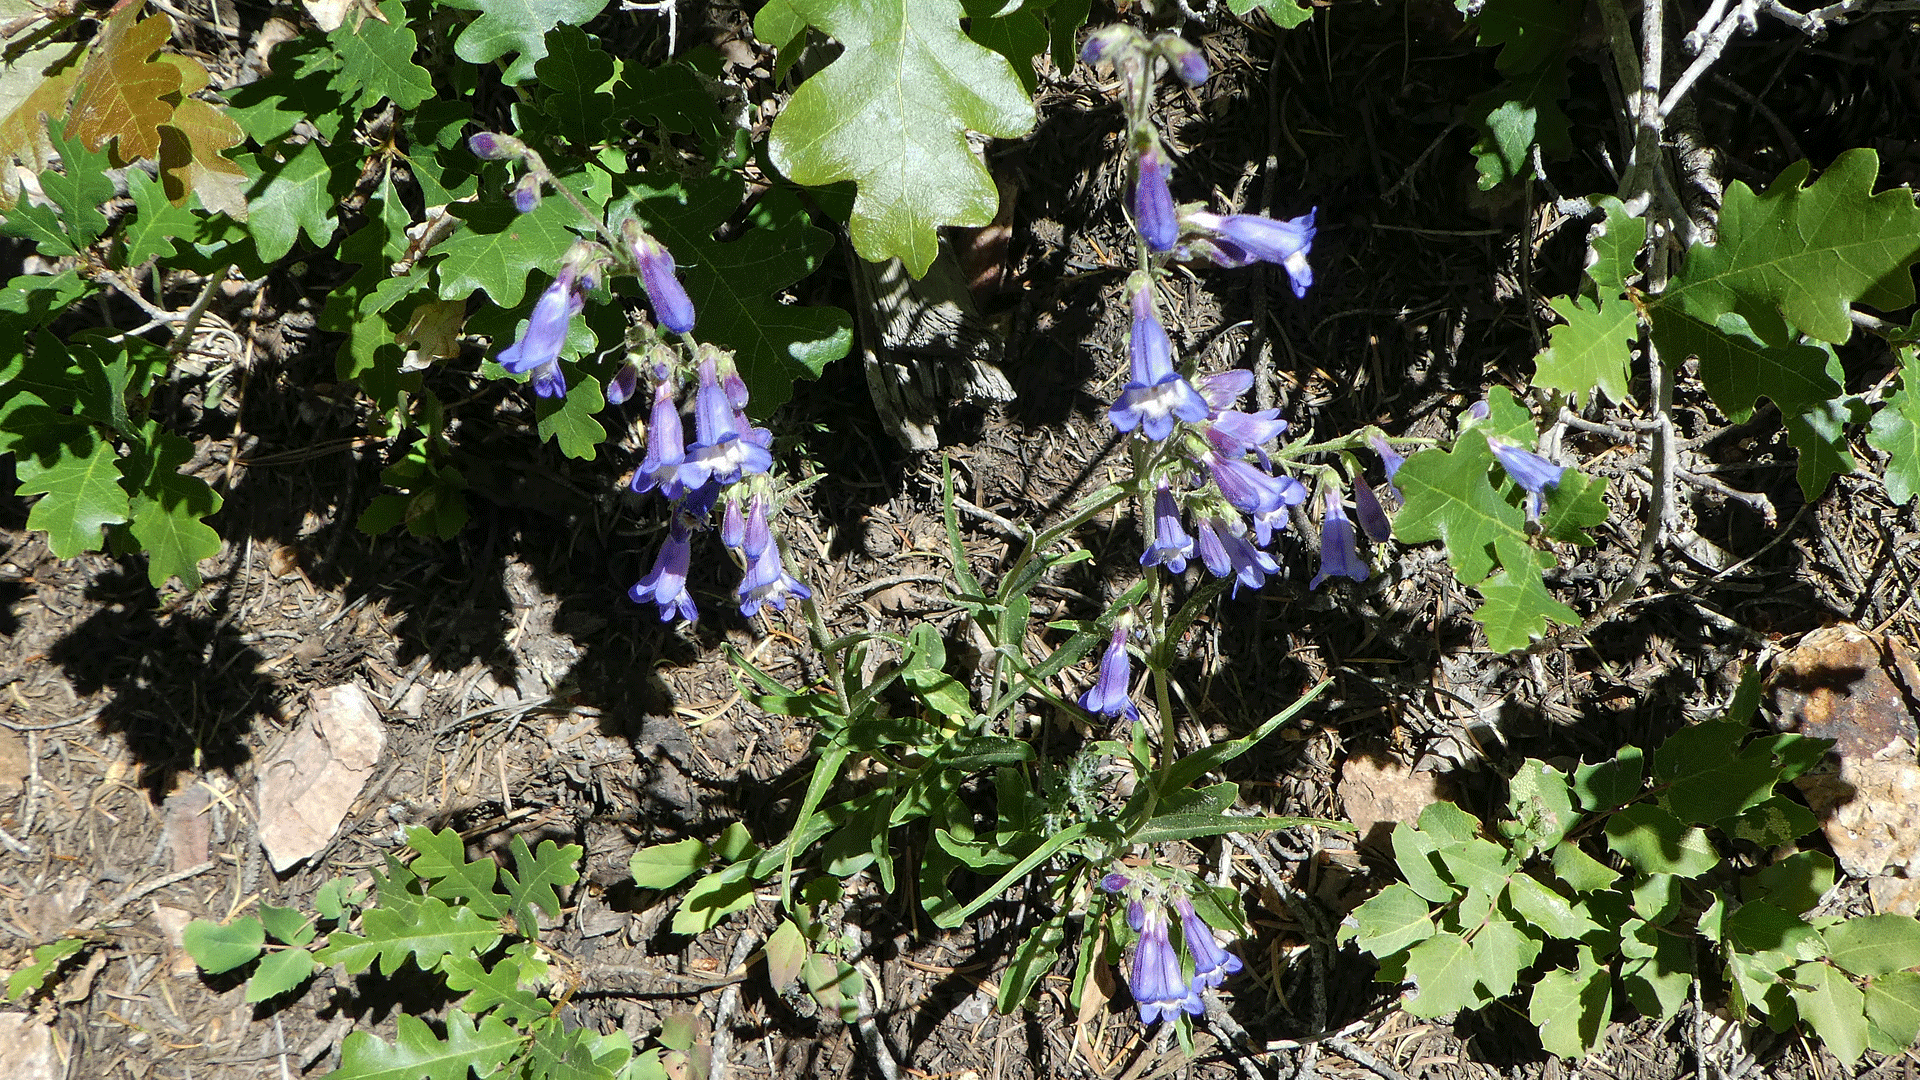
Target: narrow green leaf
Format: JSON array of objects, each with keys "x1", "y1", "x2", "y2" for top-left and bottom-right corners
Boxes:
[
  {"x1": 996, "y1": 911, "x2": 1066, "y2": 1012},
  {"x1": 630, "y1": 838, "x2": 710, "y2": 890}
]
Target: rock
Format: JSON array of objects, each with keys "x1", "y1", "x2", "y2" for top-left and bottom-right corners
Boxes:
[
  {"x1": 1767, "y1": 623, "x2": 1920, "y2": 878},
  {"x1": 1337, "y1": 743, "x2": 1454, "y2": 853},
  {"x1": 256, "y1": 685, "x2": 387, "y2": 873},
  {"x1": 0, "y1": 1013, "x2": 56, "y2": 1080}
]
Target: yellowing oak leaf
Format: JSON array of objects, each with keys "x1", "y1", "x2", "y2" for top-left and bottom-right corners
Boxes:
[
  {"x1": 767, "y1": 0, "x2": 1035, "y2": 278},
  {"x1": 159, "y1": 98, "x2": 249, "y2": 217},
  {"x1": 69, "y1": 4, "x2": 180, "y2": 163}
]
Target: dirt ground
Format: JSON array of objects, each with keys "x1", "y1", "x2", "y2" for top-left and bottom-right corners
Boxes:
[{"x1": 5, "y1": 2, "x2": 1920, "y2": 1079}]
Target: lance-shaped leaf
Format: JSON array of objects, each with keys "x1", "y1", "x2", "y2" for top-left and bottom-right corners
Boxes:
[{"x1": 767, "y1": 0, "x2": 1035, "y2": 278}]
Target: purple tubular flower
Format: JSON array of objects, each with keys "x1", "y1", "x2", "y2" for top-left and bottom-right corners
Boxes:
[
  {"x1": 528, "y1": 361, "x2": 566, "y2": 399},
  {"x1": 681, "y1": 356, "x2": 772, "y2": 488},
  {"x1": 1129, "y1": 904, "x2": 1203, "y2": 1024},
  {"x1": 679, "y1": 479, "x2": 722, "y2": 520},
  {"x1": 1207, "y1": 452, "x2": 1298, "y2": 515},
  {"x1": 740, "y1": 494, "x2": 772, "y2": 559},
  {"x1": 1352, "y1": 476, "x2": 1393, "y2": 543},
  {"x1": 1102, "y1": 872, "x2": 1132, "y2": 894},
  {"x1": 1217, "y1": 524, "x2": 1279, "y2": 593},
  {"x1": 1110, "y1": 287, "x2": 1209, "y2": 440},
  {"x1": 1206, "y1": 409, "x2": 1289, "y2": 466},
  {"x1": 1141, "y1": 485, "x2": 1195, "y2": 574},
  {"x1": 1156, "y1": 35, "x2": 1208, "y2": 86},
  {"x1": 1369, "y1": 435, "x2": 1406, "y2": 486},
  {"x1": 632, "y1": 231, "x2": 696, "y2": 335},
  {"x1": 605, "y1": 362, "x2": 640, "y2": 405},
  {"x1": 1134, "y1": 145, "x2": 1178, "y2": 252},
  {"x1": 1079, "y1": 626, "x2": 1139, "y2": 721},
  {"x1": 737, "y1": 536, "x2": 810, "y2": 617},
  {"x1": 1486, "y1": 435, "x2": 1566, "y2": 495},
  {"x1": 629, "y1": 518, "x2": 697, "y2": 622},
  {"x1": 1188, "y1": 209, "x2": 1317, "y2": 297},
  {"x1": 1080, "y1": 25, "x2": 1133, "y2": 66},
  {"x1": 1195, "y1": 369, "x2": 1254, "y2": 412},
  {"x1": 1310, "y1": 487, "x2": 1368, "y2": 590},
  {"x1": 720, "y1": 497, "x2": 747, "y2": 552},
  {"x1": 1194, "y1": 517, "x2": 1232, "y2": 579},
  {"x1": 497, "y1": 268, "x2": 584, "y2": 387},
  {"x1": 1128, "y1": 899, "x2": 1147, "y2": 933},
  {"x1": 1173, "y1": 896, "x2": 1244, "y2": 990},
  {"x1": 631, "y1": 379, "x2": 689, "y2": 499}
]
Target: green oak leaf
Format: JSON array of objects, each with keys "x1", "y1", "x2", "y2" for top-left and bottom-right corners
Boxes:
[
  {"x1": 316, "y1": 896, "x2": 502, "y2": 976},
  {"x1": 1463, "y1": 0, "x2": 1576, "y2": 189},
  {"x1": 6, "y1": 938, "x2": 87, "y2": 1001},
  {"x1": 1551, "y1": 839, "x2": 1618, "y2": 892},
  {"x1": 1530, "y1": 947, "x2": 1611, "y2": 1058},
  {"x1": 767, "y1": 0, "x2": 1035, "y2": 278},
  {"x1": 1, "y1": 121, "x2": 115, "y2": 257},
  {"x1": 440, "y1": 0, "x2": 612, "y2": 84},
  {"x1": 16, "y1": 438, "x2": 129, "y2": 557},
  {"x1": 224, "y1": 39, "x2": 349, "y2": 144},
  {"x1": 333, "y1": 1011, "x2": 520, "y2": 1080},
  {"x1": 1786, "y1": 394, "x2": 1867, "y2": 500},
  {"x1": 1662, "y1": 149, "x2": 1920, "y2": 346},
  {"x1": 441, "y1": 953, "x2": 548, "y2": 1026},
  {"x1": 1227, "y1": 0, "x2": 1313, "y2": 27},
  {"x1": 610, "y1": 176, "x2": 851, "y2": 412},
  {"x1": 125, "y1": 429, "x2": 224, "y2": 589},
  {"x1": 964, "y1": 0, "x2": 1048, "y2": 96},
  {"x1": 501, "y1": 835, "x2": 582, "y2": 936},
  {"x1": 1869, "y1": 346, "x2": 1920, "y2": 504},
  {"x1": 239, "y1": 140, "x2": 349, "y2": 263},
  {"x1": 533, "y1": 25, "x2": 615, "y2": 144},
  {"x1": 328, "y1": 0, "x2": 434, "y2": 109},
  {"x1": 1585, "y1": 196, "x2": 1646, "y2": 297},
  {"x1": 1473, "y1": 539, "x2": 1580, "y2": 651},
  {"x1": 435, "y1": 194, "x2": 583, "y2": 307},
  {"x1": 1536, "y1": 292, "x2": 1635, "y2": 406},
  {"x1": 1654, "y1": 307, "x2": 1838, "y2": 423},
  {"x1": 120, "y1": 170, "x2": 202, "y2": 267},
  {"x1": 1393, "y1": 429, "x2": 1516, "y2": 585},
  {"x1": 534, "y1": 372, "x2": 606, "y2": 460},
  {"x1": 407, "y1": 827, "x2": 508, "y2": 921}
]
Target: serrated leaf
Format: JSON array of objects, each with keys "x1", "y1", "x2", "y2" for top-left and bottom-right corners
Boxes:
[
  {"x1": 534, "y1": 373, "x2": 606, "y2": 460},
  {"x1": 239, "y1": 140, "x2": 346, "y2": 263},
  {"x1": 68, "y1": 6, "x2": 179, "y2": 162},
  {"x1": 408, "y1": 826, "x2": 508, "y2": 920},
  {"x1": 440, "y1": 0, "x2": 611, "y2": 84},
  {"x1": 1529, "y1": 948, "x2": 1610, "y2": 1058},
  {"x1": 611, "y1": 176, "x2": 851, "y2": 412},
  {"x1": 1340, "y1": 882, "x2": 1435, "y2": 958},
  {"x1": 1655, "y1": 306, "x2": 1837, "y2": 425},
  {"x1": 1793, "y1": 961, "x2": 1870, "y2": 1066},
  {"x1": 1742, "y1": 851, "x2": 1834, "y2": 917},
  {"x1": 501, "y1": 835, "x2": 582, "y2": 934},
  {"x1": 1506, "y1": 872, "x2": 1599, "y2": 940},
  {"x1": 766, "y1": 0, "x2": 1035, "y2": 278},
  {"x1": 245, "y1": 948, "x2": 316, "y2": 1002},
  {"x1": 125, "y1": 429, "x2": 224, "y2": 589},
  {"x1": 435, "y1": 195, "x2": 583, "y2": 307},
  {"x1": 1618, "y1": 918, "x2": 1694, "y2": 1020},
  {"x1": 329, "y1": 0, "x2": 434, "y2": 108},
  {"x1": 1, "y1": 120, "x2": 115, "y2": 256},
  {"x1": 1722, "y1": 794, "x2": 1819, "y2": 848},
  {"x1": 1470, "y1": 912, "x2": 1541, "y2": 1000},
  {"x1": 183, "y1": 918, "x2": 266, "y2": 974},
  {"x1": 1391, "y1": 825, "x2": 1456, "y2": 904},
  {"x1": 1550, "y1": 840, "x2": 1618, "y2": 892},
  {"x1": 1572, "y1": 747, "x2": 1643, "y2": 811},
  {"x1": 1786, "y1": 394, "x2": 1867, "y2": 501},
  {"x1": 1865, "y1": 971, "x2": 1920, "y2": 1050},
  {"x1": 334, "y1": 1011, "x2": 521, "y2": 1080},
  {"x1": 1393, "y1": 429, "x2": 1519, "y2": 585},
  {"x1": 5, "y1": 938, "x2": 86, "y2": 1001},
  {"x1": 1401, "y1": 931, "x2": 1482, "y2": 1017},
  {"x1": 1723, "y1": 900, "x2": 1822, "y2": 961},
  {"x1": 629, "y1": 838, "x2": 710, "y2": 890},
  {"x1": 1871, "y1": 347, "x2": 1920, "y2": 504},
  {"x1": 1604, "y1": 804, "x2": 1719, "y2": 877},
  {"x1": 1826, "y1": 915, "x2": 1920, "y2": 978},
  {"x1": 225, "y1": 43, "x2": 348, "y2": 145},
  {"x1": 0, "y1": 30, "x2": 84, "y2": 178},
  {"x1": 1435, "y1": 836, "x2": 1515, "y2": 897},
  {"x1": 1507, "y1": 759, "x2": 1576, "y2": 855},
  {"x1": 17, "y1": 438, "x2": 129, "y2": 557},
  {"x1": 1664, "y1": 149, "x2": 1920, "y2": 346},
  {"x1": 1537, "y1": 292, "x2": 1636, "y2": 406}
]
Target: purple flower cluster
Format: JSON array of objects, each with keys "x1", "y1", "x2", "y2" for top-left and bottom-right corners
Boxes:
[
  {"x1": 627, "y1": 346, "x2": 807, "y2": 623},
  {"x1": 1103, "y1": 875, "x2": 1244, "y2": 1024}
]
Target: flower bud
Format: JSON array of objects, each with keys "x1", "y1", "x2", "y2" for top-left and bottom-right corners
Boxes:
[
  {"x1": 467, "y1": 131, "x2": 526, "y2": 161},
  {"x1": 511, "y1": 172, "x2": 543, "y2": 213},
  {"x1": 1155, "y1": 35, "x2": 1209, "y2": 86}
]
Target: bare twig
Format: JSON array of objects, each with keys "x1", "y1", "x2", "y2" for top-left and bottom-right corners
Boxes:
[
  {"x1": 78, "y1": 860, "x2": 216, "y2": 931},
  {"x1": 706, "y1": 931, "x2": 760, "y2": 1080},
  {"x1": 1325, "y1": 1038, "x2": 1411, "y2": 1080}
]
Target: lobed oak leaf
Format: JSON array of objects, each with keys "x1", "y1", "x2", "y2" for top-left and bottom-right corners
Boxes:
[
  {"x1": 158, "y1": 98, "x2": 249, "y2": 217},
  {"x1": 69, "y1": 5, "x2": 180, "y2": 163}
]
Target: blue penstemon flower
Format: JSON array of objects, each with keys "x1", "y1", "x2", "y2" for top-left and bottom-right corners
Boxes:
[
  {"x1": 1103, "y1": 874, "x2": 1244, "y2": 1024},
  {"x1": 1183, "y1": 208, "x2": 1318, "y2": 298},
  {"x1": 1133, "y1": 142, "x2": 1178, "y2": 253},
  {"x1": 624, "y1": 223, "x2": 697, "y2": 336},
  {"x1": 497, "y1": 248, "x2": 599, "y2": 399},
  {"x1": 1486, "y1": 434, "x2": 1567, "y2": 522},
  {"x1": 680, "y1": 348, "x2": 773, "y2": 489},
  {"x1": 1080, "y1": 625, "x2": 1139, "y2": 720},
  {"x1": 629, "y1": 515, "x2": 697, "y2": 623},
  {"x1": 1109, "y1": 281, "x2": 1209, "y2": 440},
  {"x1": 1140, "y1": 484, "x2": 1195, "y2": 573},
  {"x1": 1310, "y1": 486, "x2": 1368, "y2": 590}
]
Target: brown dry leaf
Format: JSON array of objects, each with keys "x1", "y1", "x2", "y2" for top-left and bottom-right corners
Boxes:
[
  {"x1": 0, "y1": 41, "x2": 83, "y2": 183},
  {"x1": 256, "y1": 684, "x2": 387, "y2": 873},
  {"x1": 157, "y1": 99, "x2": 248, "y2": 217},
  {"x1": 398, "y1": 297, "x2": 467, "y2": 371},
  {"x1": 68, "y1": 5, "x2": 179, "y2": 162},
  {"x1": 1768, "y1": 623, "x2": 1920, "y2": 879}
]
